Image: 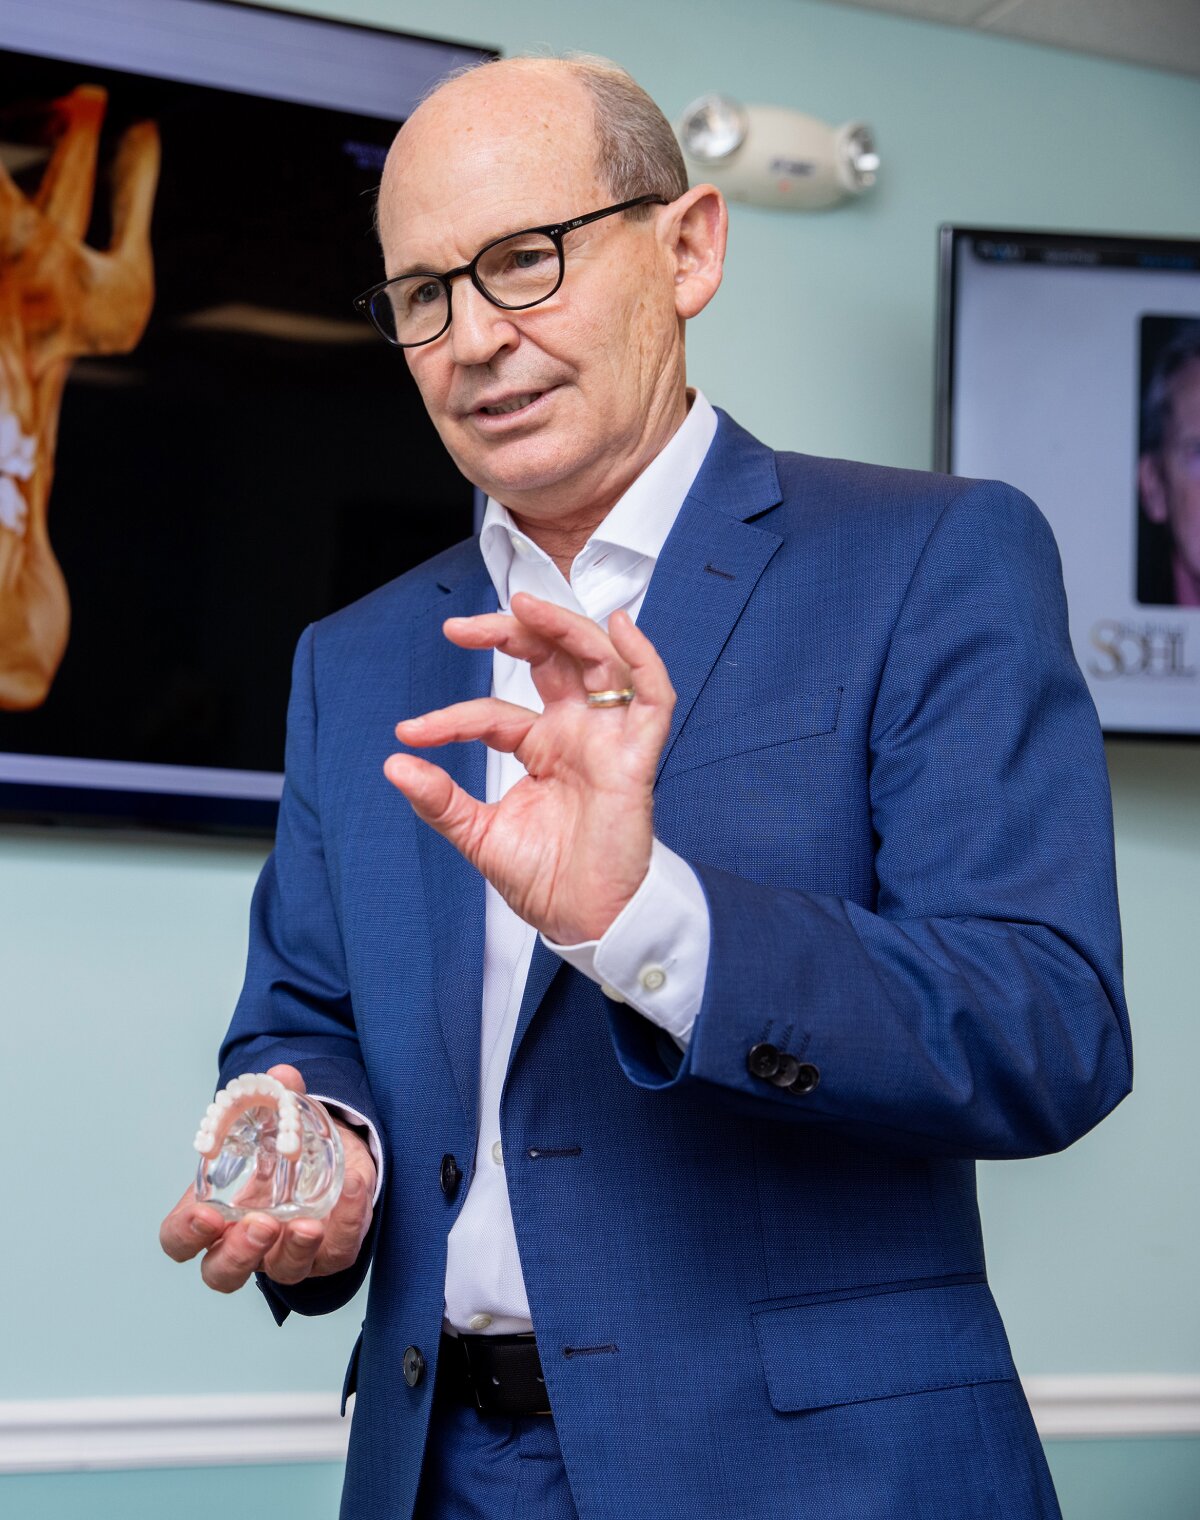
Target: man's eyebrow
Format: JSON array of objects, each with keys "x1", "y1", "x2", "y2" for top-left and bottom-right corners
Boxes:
[
  {"x1": 390, "y1": 261, "x2": 445, "y2": 280},
  {"x1": 388, "y1": 220, "x2": 555, "y2": 281}
]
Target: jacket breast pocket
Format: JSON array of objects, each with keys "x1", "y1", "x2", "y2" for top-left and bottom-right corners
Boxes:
[
  {"x1": 663, "y1": 686, "x2": 842, "y2": 781},
  {"x1": 751, "y1": 1280, "x2": 1016, "y2": 1413}
]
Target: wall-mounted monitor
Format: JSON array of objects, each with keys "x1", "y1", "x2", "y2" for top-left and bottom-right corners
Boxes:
[
  {"x1": 936, "y1": 225, "x2": 1200, "y2": 738},
  {"x1": 0, "y1": 0, "x2": 496, "y2": 831}
]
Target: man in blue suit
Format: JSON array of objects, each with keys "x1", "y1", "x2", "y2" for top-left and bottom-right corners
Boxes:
[{"x1": 160, "y1": 55, "x2": 1131, "y2": 1519}]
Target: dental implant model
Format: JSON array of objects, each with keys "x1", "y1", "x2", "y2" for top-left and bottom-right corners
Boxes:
[{"x1": 192, "y1": 1073, "x2": 344, "y2": 1220}]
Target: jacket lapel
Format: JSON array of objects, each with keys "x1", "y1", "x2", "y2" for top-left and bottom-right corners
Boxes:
[
  {"x1": 408, "y1": 551, "x2": 496, "y2": 1132},
  {"x1": 638, "y1": 415, "x2": 784, "y2": 781}
]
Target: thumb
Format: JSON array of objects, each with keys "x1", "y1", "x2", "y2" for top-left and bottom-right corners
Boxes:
[{"x1": 266, "y1": 1063, "x2": 307, "y2": 1095}]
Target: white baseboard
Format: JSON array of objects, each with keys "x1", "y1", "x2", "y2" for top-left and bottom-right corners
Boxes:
[
  {"x1": 1, "y1": 1375, "x2": 1198, "y2": 1475},
  {"x1": 0, "y1": 1393, "x2": 349, "y2": 1475},
  {"x1": 1024, "y1": 1374, "x2": 1200, "y2": 1439}
]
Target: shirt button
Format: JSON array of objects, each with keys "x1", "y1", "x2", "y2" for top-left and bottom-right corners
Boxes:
[
  {"x1": 512, "y1": 536, "x2": 536, "y2": 560},
  {"x1": 491, "y1": 1140, "x2": 504, "y2": 1166},
  {"x1": 468, "y1": 1313, "x2": 493, "y2": 1331},
  {"x1": 639, "y1": 965, "x2": 667, "y2": 993}
]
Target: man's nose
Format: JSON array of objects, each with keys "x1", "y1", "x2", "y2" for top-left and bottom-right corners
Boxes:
[{"x1": 446, "y1": 278, "x2": 519, "y2": 367}]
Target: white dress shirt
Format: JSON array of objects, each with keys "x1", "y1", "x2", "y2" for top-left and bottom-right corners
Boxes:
[{"x1": 327, "y1": 392, "x2": 718, "y2": 1338}]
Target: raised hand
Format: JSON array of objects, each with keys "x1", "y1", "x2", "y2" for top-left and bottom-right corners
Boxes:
[
  {"x1": 159, "y1": 1065, "x2": 376, "y2": 1294},
  {"x1": 384, "y1": 591, "x2": 676, "y2": 945}
]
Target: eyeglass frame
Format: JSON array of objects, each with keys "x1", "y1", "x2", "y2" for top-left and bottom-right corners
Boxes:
[{"x1": 352, "y1": 193, "x2": 669, "y2": 348}]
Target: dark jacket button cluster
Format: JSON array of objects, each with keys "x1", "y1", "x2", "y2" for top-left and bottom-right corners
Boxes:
[{"x1": 747, "y1": 1042, "x2": 819, "y2": 1095}]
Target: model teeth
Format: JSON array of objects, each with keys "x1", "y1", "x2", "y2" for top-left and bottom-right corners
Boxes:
[
  {"x1": 482, "y1": 393, "x2": 536, "y2": 416},
  {"x1": 194, "y1": 1072, "x2": 307, "y2": 1171}
]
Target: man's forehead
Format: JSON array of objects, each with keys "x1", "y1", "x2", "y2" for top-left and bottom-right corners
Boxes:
[{"x1": 379, "y1": 64, "x2": 601, "y2": 249}]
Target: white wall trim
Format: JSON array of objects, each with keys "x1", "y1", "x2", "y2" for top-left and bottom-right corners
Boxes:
[
  {"x1": 1024, "y1": 1374, "x2": 1200, "y2": 1439},
  {"x1": 0, "y1": 1393, "x2": 350, "y2": 1475},
  {"x1": 1, "y1": 1376, "x2": 1198, "y2": 1474}
]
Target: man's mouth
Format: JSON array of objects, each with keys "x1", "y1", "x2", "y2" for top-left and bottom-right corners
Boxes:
[{"x1": 474, "y1": 390, "x2": 546, "y2": 418}]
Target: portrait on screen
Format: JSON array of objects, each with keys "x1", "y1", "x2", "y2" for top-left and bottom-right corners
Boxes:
[{"x1": 1136, "y1": 313, "x2": 1200, "y2": 609}]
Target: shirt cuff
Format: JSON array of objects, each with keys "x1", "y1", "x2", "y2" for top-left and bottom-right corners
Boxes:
[
  {"x1": 541, "y1": 839, "x2": 710, "y2": 1048},
  {"x1": 311, "y1": 1096, "x2": 384, "y2": 1207}
]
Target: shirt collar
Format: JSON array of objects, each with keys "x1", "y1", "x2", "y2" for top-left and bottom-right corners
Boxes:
[{"x1": 479, "y1": 389, "x2": 717, "y2": 607}]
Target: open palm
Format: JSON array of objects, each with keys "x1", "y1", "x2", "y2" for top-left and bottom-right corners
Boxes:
[{"x1": 384, "y1": 592, "x2": 676, "y2": 944}]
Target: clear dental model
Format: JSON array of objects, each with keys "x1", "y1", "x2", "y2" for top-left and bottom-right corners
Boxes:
[{"x1": 193, "y1": 1073, "x2": 344, "y2": 1220}]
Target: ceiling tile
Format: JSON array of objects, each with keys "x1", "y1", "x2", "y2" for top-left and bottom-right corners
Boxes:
[
  {"x1": 979, "y1": 0, "x2": 1200, "y2": 81},
  {"x1": 816, "y1": 0, "x2": 1200, "y2": 80}
]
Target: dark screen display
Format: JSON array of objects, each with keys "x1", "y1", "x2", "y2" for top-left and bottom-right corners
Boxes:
[{"x1": 0, "y1": 41, "x2": 476, "y2": 824}]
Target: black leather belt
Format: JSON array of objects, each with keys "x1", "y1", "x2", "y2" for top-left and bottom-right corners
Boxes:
[{"x1": 436, "y1": 1331, "x2": 551, "y2": 1416}]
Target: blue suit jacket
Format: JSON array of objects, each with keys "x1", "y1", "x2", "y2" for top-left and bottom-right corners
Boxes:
[{"x1": 221, "y1": 411, "x2": 1131, "y2": 1519}]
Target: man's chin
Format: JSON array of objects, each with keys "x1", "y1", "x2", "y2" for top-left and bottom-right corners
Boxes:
[{"x1": 451, "y1": 434, "x2": 594, "y2": 508}]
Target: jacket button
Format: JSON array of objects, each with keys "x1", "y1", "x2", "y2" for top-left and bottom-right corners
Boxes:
[
  {"x1": 439, "y1": 1153, "x2": 462, "y2": 1198},
  {"x1": 768, "y1": 1053, "x2": 801, "y2": 1088},
  {"x1": 402, "y1": 1345, "x2": 426, "y2": 1388},
  {"x1": 747, "y1": 1042, "x2": 781, "y2": 1080},
  {"x1": 790, "y1": 1063, "x2": 820, "y2": 1095}
]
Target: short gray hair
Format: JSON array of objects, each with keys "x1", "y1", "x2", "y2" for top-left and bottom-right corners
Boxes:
[{"x1": 564, "y1": 54, "x2": 689, "y2": 212}]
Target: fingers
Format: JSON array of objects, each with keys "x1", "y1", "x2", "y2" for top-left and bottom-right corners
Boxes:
[
  {"x1": 266, "y1": 1063, "x2": 307, "y2": 1095},
  {"x1": 509, "y1": 594, "x2": 634, "y2": 697},
  {"x1": 383, "y1": 751, "x2": 491, "y2": 861},
  {"x1": 443, "y1": 595, "x2": 637, "y2": 706},
  {"x1": 442, "y1": 612, "x2": 580, "y2": 704},
  {"x1": 395, "y1": 697, "x2": 537, "y2": 753},
  {"x1": 198, "y1": 1213, "x2": 284, "y2": 1294},
  {"x1": 261, "y1": 1218, "x2": 324, "y2": 1284},
  {"x1": 607, "y1": 608, "x2": 676, "y2": 740},
  {"x1": 441, "y1": 611, "x2": 557, "y2": 664},
  {"x1": 311, "y1": 1165, "x2": 374, "y2": 1275},
  {"x1": 159, "y1": 1189, "x2": 227, "y2": 1263}
]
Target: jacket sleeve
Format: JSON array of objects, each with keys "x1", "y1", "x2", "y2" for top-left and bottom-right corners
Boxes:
[
  {"x1": 219, "y1": 622, "x2": 380, "y2": 1320},
  {"x1": 608, "y1": 481, "x2": 1133, "y2": 1159}
]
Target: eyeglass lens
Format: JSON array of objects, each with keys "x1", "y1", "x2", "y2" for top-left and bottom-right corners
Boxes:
[{"x1": 372, "y1": 231, "x2": 562, "y2": 344}]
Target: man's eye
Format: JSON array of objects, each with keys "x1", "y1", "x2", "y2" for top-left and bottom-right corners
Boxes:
[
  {"x1": 507, "y1": 246, "x2": 552, "y2": 270},
  {"x1": 409, "y1": 280, "x2": 443, "y2": 307}
]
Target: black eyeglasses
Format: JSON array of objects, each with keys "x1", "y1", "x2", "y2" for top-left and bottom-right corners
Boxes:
[{"x1": 352, "y1": 194, "x2": 667, "y2": 348}]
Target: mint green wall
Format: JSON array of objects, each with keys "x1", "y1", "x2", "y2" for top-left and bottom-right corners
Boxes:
[{"x1": 4, "y1": 0, "x2": 1199, "y2": 1512}]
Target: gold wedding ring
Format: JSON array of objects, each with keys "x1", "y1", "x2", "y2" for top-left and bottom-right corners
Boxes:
[{"x1": 585, "y1": 687, "x2": 636, "y2": 708}]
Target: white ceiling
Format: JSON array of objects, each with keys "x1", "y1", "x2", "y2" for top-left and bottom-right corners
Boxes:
[{"x1": 820, "y1": 0, "x2": 1200, "y2": 81}]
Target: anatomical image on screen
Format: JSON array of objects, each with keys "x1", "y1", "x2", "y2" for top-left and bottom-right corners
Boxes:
[
  {"x1": 0, "y1": 49, "x2": 471, "y2": 776},
  {"x1": 1136, "y1": 314, "x2": 1200, "y2": 609}
]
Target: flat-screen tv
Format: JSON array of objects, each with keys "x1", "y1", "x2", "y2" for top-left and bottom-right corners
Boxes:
[
  {"x1": 936, "y1": 225, "x2": 1200, "y2": 738},
  {"x1": 0, "y1": 0, "x2": 495, "y2": 831}
]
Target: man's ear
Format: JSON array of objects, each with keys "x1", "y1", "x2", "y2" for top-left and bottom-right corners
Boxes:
[
  {"x1": 1139, "y1": 453, "x2": 1170, "y2": 525},
  {"x1": 662, "y1": 184, "x2": 728, "y2": 321}
]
